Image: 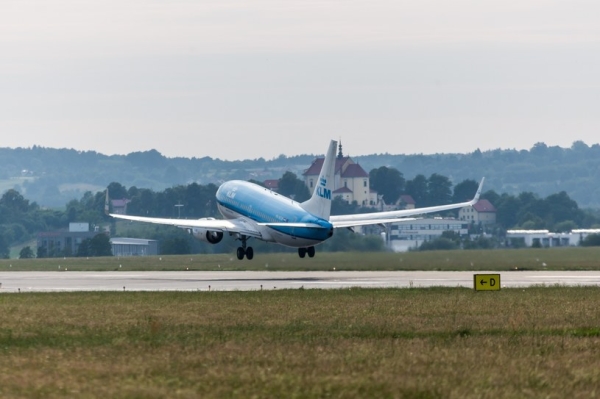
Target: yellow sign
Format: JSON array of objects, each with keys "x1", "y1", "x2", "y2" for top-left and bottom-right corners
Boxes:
[{"x1": 474, "y1": 274, "x2": 501, "y2": 291}]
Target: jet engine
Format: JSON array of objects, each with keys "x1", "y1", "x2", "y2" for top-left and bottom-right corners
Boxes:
[{"x1": 191, "y1": 228, "x2": 224, "y2": 244}]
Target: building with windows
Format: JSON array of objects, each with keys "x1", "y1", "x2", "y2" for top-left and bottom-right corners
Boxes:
[
  {"x1": 37, "y1": 223, "x2": 98, "y2": 257},
  {"x1": 110, "y1": 238, "x2": 158, "y2": 256},
  {"x1": 110, "y1": 199, "x2": 131, "y2": 215},
  {"x1": 302, "y1": 142, "x2": 378, "y2": 207},
  {"x1": 459, "y1": 199, "x2": 497, "y2": 225},
  {"x1": 388, "y1": 218, "x2": 470, "y2": 252}
]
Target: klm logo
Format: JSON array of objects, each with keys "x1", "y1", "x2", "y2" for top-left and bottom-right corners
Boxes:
[
  {"x1": 317, "y1": 186, "x2": 331, "y2": 200},
  {"x1": 317, "y1": 176, "x2": 330, "y2": 199}
]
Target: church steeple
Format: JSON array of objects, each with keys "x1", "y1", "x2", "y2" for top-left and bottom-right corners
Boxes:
[{"x1": 337, "y1": 140, "x2": 343, "y2": 159}]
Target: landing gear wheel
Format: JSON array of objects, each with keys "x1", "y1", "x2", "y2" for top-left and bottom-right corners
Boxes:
[
  {"x1": 307, "y1": 246, "x2": 315, "y2": 258},
  {"x1": 246, "y1": 247, "x2": 254, "y2": 260},
  {"x1": 298, "y1": 248, "x2": 307, "y2": 258},
  {"x1": 236, "y1": 247, "x2": 245, "y2": 260}
]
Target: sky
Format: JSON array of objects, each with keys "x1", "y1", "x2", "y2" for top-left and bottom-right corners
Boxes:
[{"x1": 1, "y1": 0, "x2": 599, "y2": 160}]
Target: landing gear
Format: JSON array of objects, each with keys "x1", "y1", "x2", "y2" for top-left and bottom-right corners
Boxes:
[
  {"x1": 236, "y1": 247, "x2": 245, "y2": 260},
  {"x1": 298, "y1": 246, "x2": 316, "y2": 258},
  {"x1": 236, "y1": 235, "x2": 254, "y2": 260},
  {"x1": 298, "y1": 248, "x2": 306, "y2": 258}
]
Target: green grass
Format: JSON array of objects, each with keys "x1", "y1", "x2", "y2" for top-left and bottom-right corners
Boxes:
[
  {"x1": 3, "y1": 247, "x2": 600, "y2": 271},
  {"x1": 1, "y1": 287, "x2": 600, "y2": 398}
]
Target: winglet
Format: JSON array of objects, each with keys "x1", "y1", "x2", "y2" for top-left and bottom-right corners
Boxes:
[
  {"x1": 104, "y1": 190, "x2": 110, "y2": 215},
  {"x1": 469, "y1": 177, "x2": 485, "y2": 205}
]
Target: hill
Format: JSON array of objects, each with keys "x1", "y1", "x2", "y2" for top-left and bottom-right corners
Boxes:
[{"x1": 1, "y1": 141, "x2": 599, "y2": 208}]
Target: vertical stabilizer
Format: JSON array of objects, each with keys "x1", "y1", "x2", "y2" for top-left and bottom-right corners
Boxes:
[
  {"x1": 104, "y1": 190, "x2": 110, "y2": 215},
  {"x1": 300, "y1": 140, "x2": 337, "y2": 220}
]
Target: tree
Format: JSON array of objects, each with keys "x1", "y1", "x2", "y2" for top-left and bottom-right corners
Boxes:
[
  {"x1": 405, "y1": 174, "x2": 428, "y2": 207},
  {"x1": 581, "y1": 234, "x2": 600, "y2": 247},
  {"x1": 427, "y1": 173, "x2": 452, "y2": 207},
  {"x1": 278, "y1": 172, "x2": 310, "y2": 202},
  {"x1": 0, "y1": 189, "x2": 31, "y2": 224},
  {"x1": 554, "y1": 220, "x2": 577, "y2": 233},
  {"x1": 107, "y1": 182, "x2": 128, "y2": 201},
  {"x1": 452, "y1": 179, "x2": 479, "y2": 203},
  {"x1": 481, "y1": 190, "x2": 500, "y2": 206},
  {"x1": 495, "y1": 194, "x2": 521, "y2": 229},
  {"x1": 19, "y1": 246, "x2": 35, "y2": 259},
  {"x1": 161, "y1": 237, "x2": 192, "y2": 255},
  {"x1": 544, "y1": 191, "x2": 583, "y2": 227},
  {"x1": 331, "y1": 197, "x2": 359, "y2": 215},
  {"x1": 0, "y1": 234, "x2": 9, "y2": 259},
  {"x1": 520, "y1": 214, "x2": 545, "y2": 230},
  {"x1": 90, "y1": 233, "x2": 113, "y2": 256},
  {"x1": 127, "y1": 188, "x2": 155, "y2": 216},
  {"x1": 369, "y1": 166, "x2": 405, "y2": 205},
  {"x1": 37, "y1": 246, "x2": 47, "y2": 258},
  {"x1": 78, "y1": 234, "x2": 113, "y2": 257}
]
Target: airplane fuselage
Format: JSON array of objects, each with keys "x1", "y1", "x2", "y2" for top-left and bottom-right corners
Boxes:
[{"x1": 215, "y1": 180, "x2": 334, "y2": 248}]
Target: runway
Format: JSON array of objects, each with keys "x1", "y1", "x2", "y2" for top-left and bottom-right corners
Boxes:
[{"x1": 1, "y1": 271, "x2": 600, "y2": 292}]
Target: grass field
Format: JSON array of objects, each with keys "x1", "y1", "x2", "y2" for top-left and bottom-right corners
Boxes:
[
  {"x1": 1, "y1": 287, "x2": 600, "y2": 398},
  {"x1": 2, "y1": 246, "x2": 600, "y2": 272}
]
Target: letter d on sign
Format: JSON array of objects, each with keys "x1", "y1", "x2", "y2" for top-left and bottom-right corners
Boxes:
[{"x1": 474, "y1": 274, "x2": 501, "y2": 291}]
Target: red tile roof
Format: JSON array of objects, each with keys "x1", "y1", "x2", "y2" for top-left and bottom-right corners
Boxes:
[
  {"x1": 399, "y1": 195, "x2": 415, "y2": 205},
  {"x1": 341, "y1": 163, "x2": 369, "y2": 178},
  {"x1": 111, "y1": 199, "x2": 130, "y2": 207},
  {"x1": 303, "y1": 157, "x2": 370, "y2": 180},
  {"x1": 263, "y1": 179, "x2": 279, "y2": 190},
  {"x1": 303, "y1": 157, "x2": 350, "y2": 176},
  {"x1": 333, "y1": 187, "x2": 353, "y2": 194},
  {"x1": 473, "y1": 199, "x2": 496, "y2": 213}
]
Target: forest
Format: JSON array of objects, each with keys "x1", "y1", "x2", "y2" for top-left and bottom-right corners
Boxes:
[{"x1": 1, "y1": 140, "x2": 600, "y2": 208}]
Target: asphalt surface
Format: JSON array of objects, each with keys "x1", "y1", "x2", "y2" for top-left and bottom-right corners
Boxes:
[{"x1": 1, "y1": 271, "x2": 600, "y2": 292}]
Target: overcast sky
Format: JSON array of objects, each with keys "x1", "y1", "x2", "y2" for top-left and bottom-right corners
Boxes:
[{"x1": 1, "y1": 1, "x2": 599, "y2": 160}]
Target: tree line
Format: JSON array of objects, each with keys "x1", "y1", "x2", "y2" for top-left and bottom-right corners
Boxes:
[{"x1": 3, "y1": 140, "x2": 600, "y2": 209}]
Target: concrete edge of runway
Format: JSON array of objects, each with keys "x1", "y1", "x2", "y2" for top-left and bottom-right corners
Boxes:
[{"x1": 1, "y1": 270, "x2": 600, "y2": 292}]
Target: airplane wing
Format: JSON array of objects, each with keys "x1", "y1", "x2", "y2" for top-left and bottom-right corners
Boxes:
[
  {"x1": 258, "y1": 222, "x2": 325, "y2": 228},
  {"x1": 330, "y1": 177, "x2": 484, "y2": 228},
  {"x1": 332, "y1": 218, "x2": 419, "y2": 229},
  {"x1": 109, "y1": 213, "x2": 263, "y2": 239}
]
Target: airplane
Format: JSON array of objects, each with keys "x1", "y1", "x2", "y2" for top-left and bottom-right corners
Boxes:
[{"x1": 106, "y1": 140, "x2": 484, "y2": 260}]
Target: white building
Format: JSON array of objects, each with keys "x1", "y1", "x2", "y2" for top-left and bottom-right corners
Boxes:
[
  {"x1": 459, "y1": 199, "x2": 497, "y2": 225},
  {"x1": 506, "y1": 229, "x2": 600, "y2": 247},
  {"x1": 389, "y1": 218, "x2": 469, "y2": 252},
  {"x1": 110, "y1": 238, "x2": 158, "y2": 256}
]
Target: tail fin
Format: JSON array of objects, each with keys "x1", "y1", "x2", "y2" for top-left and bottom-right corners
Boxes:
[
  {"x1": 104, "y1": 190, "x2": 111, "y2": 215},
  {"x1": 300, "y1": 140, "x2": 337, "y2": 220}
]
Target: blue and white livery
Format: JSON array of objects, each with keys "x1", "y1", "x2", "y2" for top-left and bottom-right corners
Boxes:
[{"x1": 108, "y1": 140, "x2": 484, "y2": 260}]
